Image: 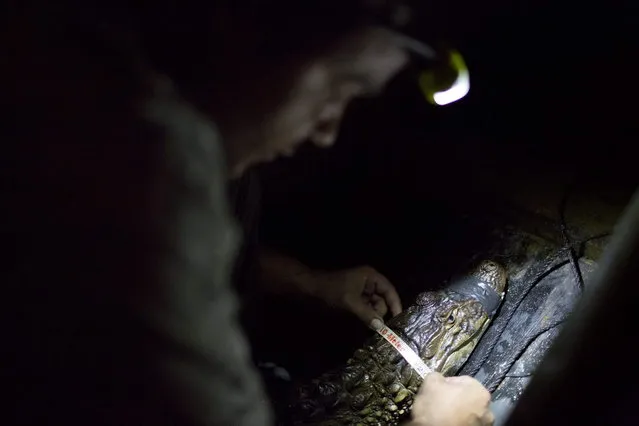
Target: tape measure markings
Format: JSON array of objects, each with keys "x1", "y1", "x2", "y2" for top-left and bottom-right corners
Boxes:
[{"x1": 371, "y1": 319, "x2": 432, "y2": 379}]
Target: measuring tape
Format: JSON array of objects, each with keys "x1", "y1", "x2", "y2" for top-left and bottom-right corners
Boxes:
[{"x1": 370, "y1": 319, "x2": 432, "y2": 379}]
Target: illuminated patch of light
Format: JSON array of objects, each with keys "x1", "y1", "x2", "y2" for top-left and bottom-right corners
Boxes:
[{"x1": 433, "y1": 68, "x2": 470, "y2": 106}]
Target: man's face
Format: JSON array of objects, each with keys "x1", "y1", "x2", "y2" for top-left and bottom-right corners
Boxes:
[{"x1": 222, "y1": 28, "x2": 409, "y2": 177}]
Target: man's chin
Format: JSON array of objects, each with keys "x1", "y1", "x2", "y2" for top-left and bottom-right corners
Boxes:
[
  {"x1": 228, "y1": 155, "x2": 272, "y2": 179},
  {"x1": 228, "y1": 163, "x2": 247, "y2": 180},
  {"x1": 229, "y1": 146, "x2": 300, "y2": 178}
]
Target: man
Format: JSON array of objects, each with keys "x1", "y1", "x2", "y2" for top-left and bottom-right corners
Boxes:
[{"x1": 4, "y1": 1, "x2": 493, "y2": 425}]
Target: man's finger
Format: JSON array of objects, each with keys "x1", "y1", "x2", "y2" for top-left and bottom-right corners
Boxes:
[
  {"x1": 446, "y1": 376, "x2": 491, "y2": 395},
  {"x1": 481, "y1": 409, "x2": 495, "y2": 426},
  {"x1": 422, "y1": 372, "x2": 445, "y2": 389},
  {"x1": 368, "y1": 271, "x2": 403, "y2": 316},
  {"x1": 370, "y1": 294, "x2": 389, "y2": 317},
  {"x1": 345, "y1": 294, "x2": 382, "y2": 327},
  {"x1": 445, "y1": 375, "x2": 477, "y2": 385}
]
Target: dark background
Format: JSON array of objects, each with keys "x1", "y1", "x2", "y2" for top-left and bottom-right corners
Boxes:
[
  {"x1": 259, "y1": 0, "x2": 637, "y2": 270},
  {"x1": 250, "y1": 0, "x2": 638, "y2": 383}
]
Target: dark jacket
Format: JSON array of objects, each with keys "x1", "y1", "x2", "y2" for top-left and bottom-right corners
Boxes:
[{"x1": 4, "y1": 17, "x2": 271, "y2": 426}]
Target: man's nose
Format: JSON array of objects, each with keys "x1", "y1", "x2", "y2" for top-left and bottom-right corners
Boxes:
[
  {"x1": 310, "y1": 103, "x2": 345, "y2": 148},
  {"x1": 310, "y1": 119, "x2": 340, "y2": 148}
]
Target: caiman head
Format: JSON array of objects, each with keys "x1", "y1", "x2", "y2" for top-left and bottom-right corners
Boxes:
[
  {"x1": 289, "y1": 261, "x2": 507, "y2": 426},
  {"x1": 387, "y1": 260, "x2": 507, "y2": 376}
]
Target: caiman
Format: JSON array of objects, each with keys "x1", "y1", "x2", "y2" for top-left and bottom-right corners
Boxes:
[{"x1": 287, "y1": 260, "x2": 507, "y2": 426}]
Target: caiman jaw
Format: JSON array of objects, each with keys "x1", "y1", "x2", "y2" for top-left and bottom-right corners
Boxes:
[
  {"x1": 417, "y1": 299, "x2": 492, "y2": 375},
  {"x1": 411, "y1": 260, "x2": 508, "y2": 376},
  {"x1": 427, "y1": 261, "x2": 507, "y2": 375},
  {"x1": 436, "y1": 314, "x2": 492, "y2": 375}
]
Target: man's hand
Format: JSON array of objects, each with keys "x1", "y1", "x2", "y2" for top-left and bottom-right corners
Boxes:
[
  {"x1": 409, "y1": 373, "x2": 494, "y2": 426},
  {"x1": 305, "y1": 266, "x2": 403, "y2": 327},
  {"x1": 257, "y1": 251, "x2": 402, "y2": 327}
]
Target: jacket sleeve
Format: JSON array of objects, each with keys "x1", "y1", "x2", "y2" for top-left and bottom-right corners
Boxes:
[
  {"x1": 136, "y1": 74, "x2": 275, "y2": 426},
  {"x1": 3, "y1": 22, "x2": 272, "y2": 426}
]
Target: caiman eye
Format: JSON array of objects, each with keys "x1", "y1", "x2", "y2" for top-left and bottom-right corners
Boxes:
[{"x1": 438, "y1": 311, "x2": 455, "y2": 324}]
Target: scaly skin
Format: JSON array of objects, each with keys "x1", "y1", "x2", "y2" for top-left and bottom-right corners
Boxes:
[{"x1": 288, "y1": 260, "x2": 508, "y2": 426}]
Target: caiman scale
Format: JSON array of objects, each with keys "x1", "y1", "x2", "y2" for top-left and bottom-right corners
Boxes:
[{"x1": 288, "y1": 260, "x2": 507, "y2": 426}]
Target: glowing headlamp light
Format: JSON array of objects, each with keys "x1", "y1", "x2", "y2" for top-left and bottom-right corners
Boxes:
[{"x1": 419, "y1": 49, "x2": 470, "y2": 106}]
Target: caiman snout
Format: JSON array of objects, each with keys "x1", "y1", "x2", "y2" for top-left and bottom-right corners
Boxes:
[
  {"x1": 447, "y1": 260, "x2": 507, "y2": 317},
  {"x1": 426, "y1": 260, "x2": 508, "y2": 375}
]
